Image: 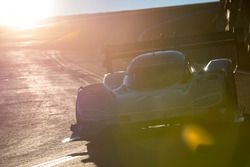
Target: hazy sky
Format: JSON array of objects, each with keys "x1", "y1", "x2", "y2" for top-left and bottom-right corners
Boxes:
[
  {"x1": 51, "y1": 0, "x2": 218, "y2": 16},
  {"x1": 0, "y1": 0, "x2": 219, "y2": 27}
]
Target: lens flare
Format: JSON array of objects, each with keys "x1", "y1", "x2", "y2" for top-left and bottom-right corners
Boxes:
[{"x1": 182, "y1": 124, "x2": 213, "y2": 151}]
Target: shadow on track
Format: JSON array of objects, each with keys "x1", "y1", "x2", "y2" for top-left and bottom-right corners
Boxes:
[{"x1": 76, "y1": 122, "x2": 250, "y2": 167}]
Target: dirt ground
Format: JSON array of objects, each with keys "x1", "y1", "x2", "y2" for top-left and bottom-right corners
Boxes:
[{"x1": 0, "y1": 49, "x2": 250, "y2": 167}]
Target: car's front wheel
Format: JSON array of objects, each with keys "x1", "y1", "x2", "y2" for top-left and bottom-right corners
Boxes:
[{"x1": 219, "y1": 68, "x2": 238, "y2": 123}]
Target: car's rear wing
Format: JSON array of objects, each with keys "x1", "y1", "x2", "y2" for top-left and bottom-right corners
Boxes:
[{"x1": 103, "y1": 32, "x2": 238, "y2": 73}]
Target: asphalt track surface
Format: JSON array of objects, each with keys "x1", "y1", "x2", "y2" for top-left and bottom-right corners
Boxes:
[{"x1": 1, "y1": 49, "x2": 250, "y2": 167}]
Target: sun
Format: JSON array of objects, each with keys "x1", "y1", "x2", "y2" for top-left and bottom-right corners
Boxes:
[{"x1": 0, "y1": 0, "x2": 54, "y2": 29}]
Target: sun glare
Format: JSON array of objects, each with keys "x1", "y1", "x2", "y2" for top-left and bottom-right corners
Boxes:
[{"x1": 0, "y1": 0, "x2": 54, "y2": 29}]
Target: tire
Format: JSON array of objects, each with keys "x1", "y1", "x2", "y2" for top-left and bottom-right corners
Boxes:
[{"x1": 221, "y1": 68, "x2": 238, "y2": 122}]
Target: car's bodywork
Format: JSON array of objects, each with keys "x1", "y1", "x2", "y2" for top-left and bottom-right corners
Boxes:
[{"x1": 70, "y1": 32, "x2": 244, "y2": 139}]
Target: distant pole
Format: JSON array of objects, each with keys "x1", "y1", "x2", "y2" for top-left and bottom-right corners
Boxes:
[
  {"x1": 105, "y1": 49, "x2": 113, "y2": 73},
  {"x1": 160, "y1": 33, "x2": 165, "y2": 50}
]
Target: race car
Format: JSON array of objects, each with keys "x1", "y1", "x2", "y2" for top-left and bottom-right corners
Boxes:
[
  {"x1": 67, "y1": 32, "x2": 249, "y2": 140},
  {"x1": 70, "y1": 49, "x2": 243, "y2": 139}
]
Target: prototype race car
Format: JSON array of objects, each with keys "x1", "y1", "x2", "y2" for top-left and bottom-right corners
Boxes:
[
  {"x1": 71, "y1": 50, "x2": 242, "y2": 138},
  {"x1": 70, "y1": 32, "x2": 244, "y2": 139}
]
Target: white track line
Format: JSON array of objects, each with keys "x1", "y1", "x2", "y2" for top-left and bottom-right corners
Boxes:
[
  {"x1": 50, "y1": 52, "x2": 102, "y2": 78},
  {"x1": 32, "y1": 154, "x2": 88, "y2": 167},
  {"x1": 61, "y1": 136, "x2": 82, "y2": 143}
]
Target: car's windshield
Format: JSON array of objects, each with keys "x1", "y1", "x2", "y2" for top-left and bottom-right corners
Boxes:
[
  {"x1": 126, "y1": 51, "x2": 186, "y2": 90},
  {"x1": 129, "y1": 62, "x2": 183, "y2": 90}
]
